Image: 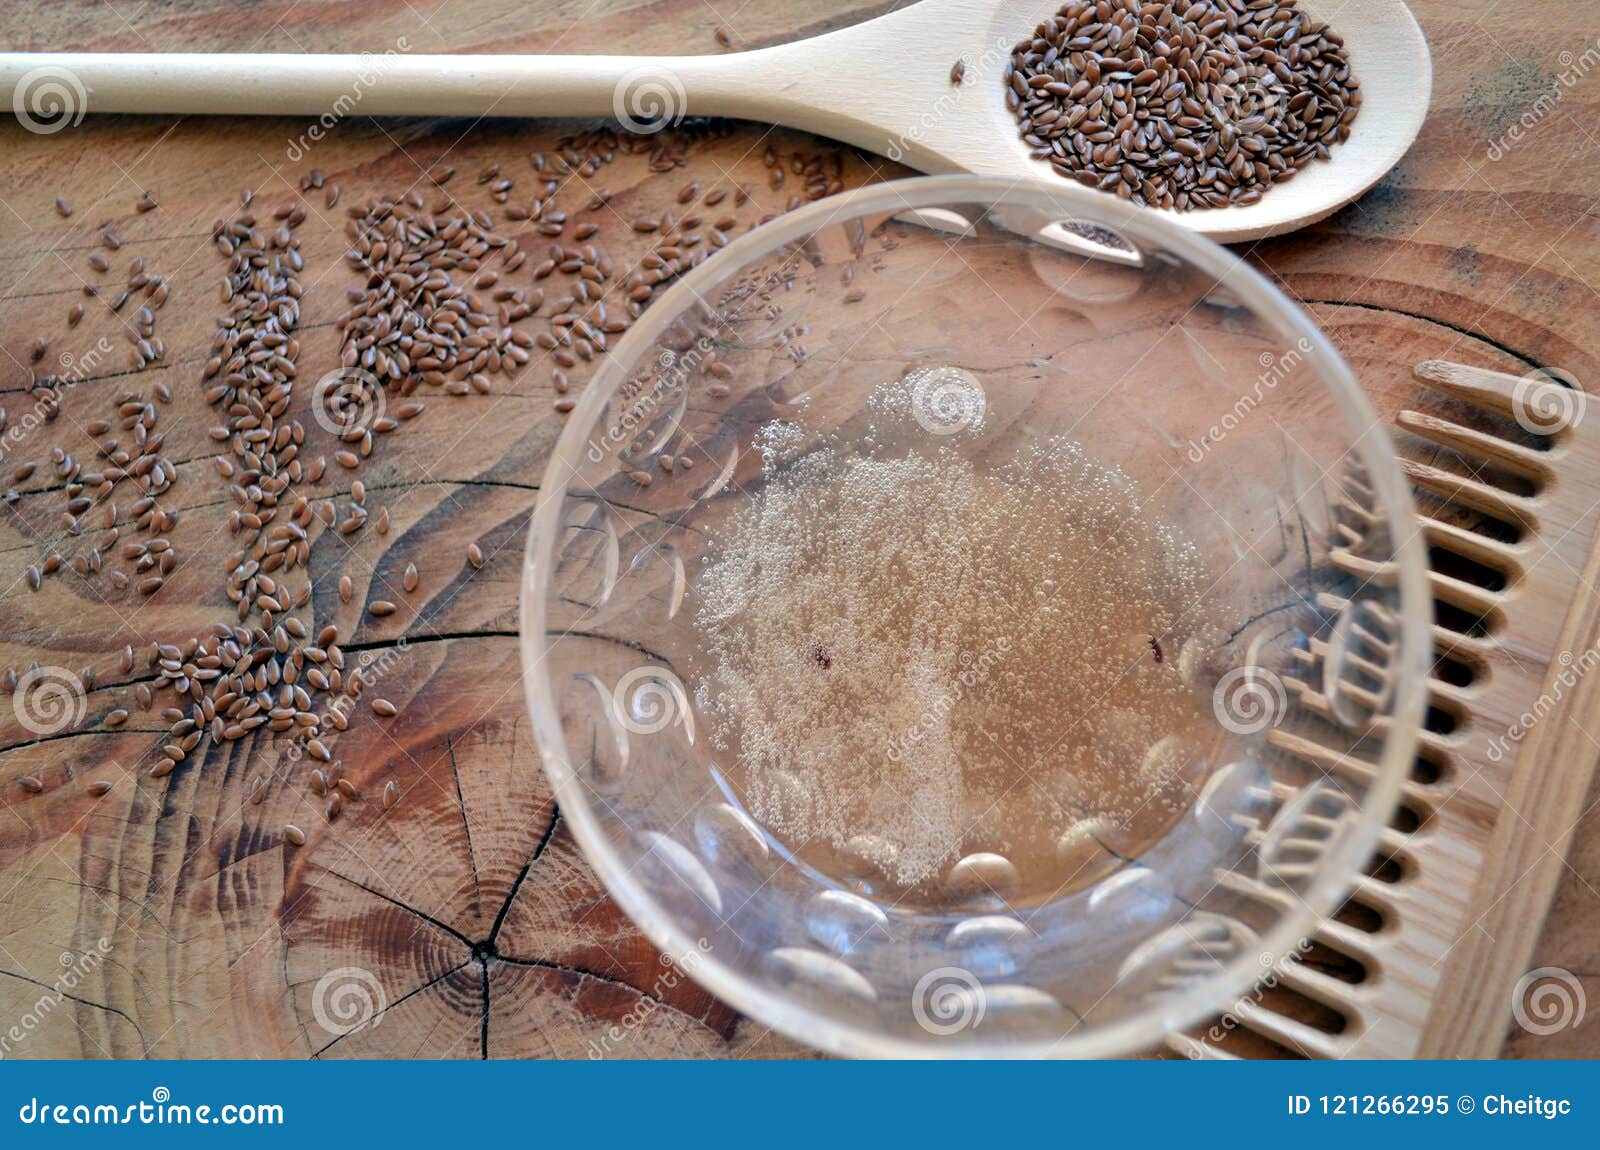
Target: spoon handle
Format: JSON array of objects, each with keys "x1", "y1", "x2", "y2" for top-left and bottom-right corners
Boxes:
[{"x1": 0, "y1": 50, "x2": 773, "y2": 121}]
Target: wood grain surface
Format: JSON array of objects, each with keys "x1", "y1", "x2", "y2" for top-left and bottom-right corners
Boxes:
[{"x1": 0, "y1": 0, "x2": 1596, "y2": 1060}]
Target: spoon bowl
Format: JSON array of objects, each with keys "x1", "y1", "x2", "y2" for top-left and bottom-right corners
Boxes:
[{"x1": 1, "y1": 0, "x2": 1430, "y2": 241}]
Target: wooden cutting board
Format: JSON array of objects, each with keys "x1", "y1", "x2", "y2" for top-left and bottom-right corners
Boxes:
[{"x1": 0, "y1": 0, "x2": 1595, "y2": 1059}]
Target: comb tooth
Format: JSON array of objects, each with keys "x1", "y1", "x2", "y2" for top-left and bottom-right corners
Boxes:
[
  {"x1": 1313, "y1": 590, "x2": 1497, "y2": 664},
  {"x1": 1283, "y1": 691, "x2": 1458, "y2": 758},
  {"x1": 1400, "y1": 458, "x2": 1538, "y2": 529},
  {"x1": 1418, "y1": 514, "x2": 1524, "y2": 574},
  {"x1": 1234, "y1": 1001, "x2": 1349, "y2": 1059},
  {"x1": 1428, "y1": 624, "x2": 1497, "y2": 663},
  {"x1": 1425, "y1": 569, "x2": 1504, "y2": 618},
  {"x1": 1265, "y1": 730, "x2": 1440, "y2": 808},
  {"x1": 1311, "y1": 591, "x2": 1479, "y2": 665},
  {"x1": 1296, "y1": 636, "x2": 1467, "y2": 714},
  {"x1": 1297, "y1": 634, "x2": 1391, "y2": 684},
  {"x1": 1413, "y1": 359, "x2": 1526, "y2": 417},
  {"x1": 1329, "y1": 549, "x2": 1395, "y2": 584},
  {"x1": 1397, "y1": 409, "x2": 1553, "y2": 480},
  {"x1": 1423, "y1": 677, "x2": 1474, "y2": 712},
  {"x1": 1327, "y1": 548, "x2": 1502, "y2": 616},
  {"x1": 1165, "y1": 1033, "x2": 1241, "y2": 1060},
  {"x1": 1276, "y1": 958, "x2": 1370, "y2": 1012},
  {"x1": 1314, "y1": 918, "x2": 1383, "y2": 962},
  {"x1": 1212, "y1": 867, "x2": 1292, "y2": 907}
]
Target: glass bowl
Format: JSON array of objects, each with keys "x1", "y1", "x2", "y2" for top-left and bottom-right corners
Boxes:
[{"x1": 520, "y1": 175, "x2": 1430, "y2": 1058}]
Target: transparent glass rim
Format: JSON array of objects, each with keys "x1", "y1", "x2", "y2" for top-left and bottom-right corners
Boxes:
[{"x1": 519, "y1": 175, "x2": 1432, "y2": 1058}]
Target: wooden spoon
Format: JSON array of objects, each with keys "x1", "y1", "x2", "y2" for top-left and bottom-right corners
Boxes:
[{"x1": 0, "y1": 0, "x2": 1429, "y2": 243}]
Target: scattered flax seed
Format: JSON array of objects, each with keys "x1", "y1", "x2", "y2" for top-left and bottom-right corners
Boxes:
[
  {"x1": 19, "y1": 776, "x2": 44, "y2": 794},
  {"x1": 104, "y1": 709, "x2": 130, "y2": 727},
  {"x1": 951, "y1": 59, "x2": 966, "y2": 85},
  {"x1": 284, "y1": 824, "x2": 307, "y2": 846},
  {"x1": 375, "y1": 507, "x2": 390, "y2": 535},
  {"x1": 715, "y1": 25, "x2": 732, "y2": 47},
  {"x1": 402, "y1": 563, "x2": 418, "y2": 592},
  {"x1": 339, "y1": 574, "x2": 353, "y2": 602},
  {"x1": 372, "y1": 698, "x2": 398, "y2": 717},
  {"x1": 383, "y1": 780, "x2": 398, "y2": 810},
  {"x1": 466, "y1": 543, "x2": 485, "y2": 569},
  {"x1": 87, "y1": 780, "x2": 114, "y2": 797},
  {"x1": 54, "y1": 197, "x2": 73, "y2": 217},
  {"x1": 369, "y1": 600, "x2": 397, "y2": 617},
  {"x1": 135, "y1": 194, "x2": 157, "y2": 213}
]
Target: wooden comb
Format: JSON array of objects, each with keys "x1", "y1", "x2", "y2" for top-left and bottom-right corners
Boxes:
[{"x1": 1164, "y1": 359, "x2": 1599, "y2": 1059}]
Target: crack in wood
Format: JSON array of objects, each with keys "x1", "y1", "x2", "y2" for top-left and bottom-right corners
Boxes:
[
  {"x1": 1302, "y1": 299, "x2": 1546, "y2": 374},
  {"x1": 323, "y1": 869, "x2": 474, "y2": 951},
  {"x1": 444, "y1": 733, "x2": 481, "y2": 906},
  {"x1": 0, "y1": 964, "x2": 148, "y2": 1055}
]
